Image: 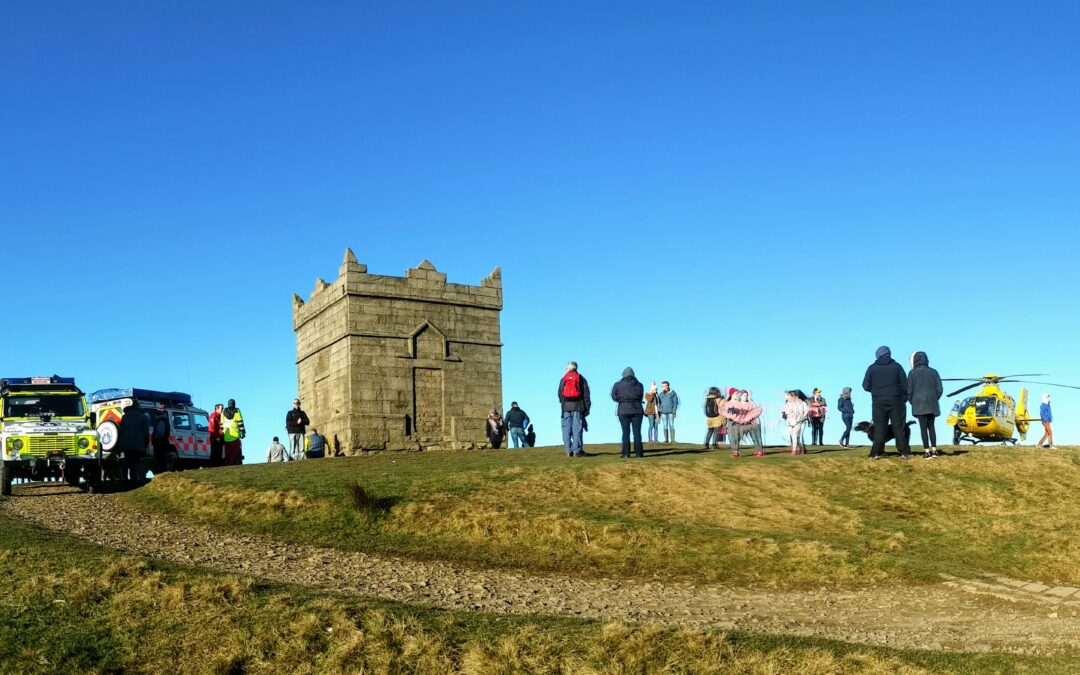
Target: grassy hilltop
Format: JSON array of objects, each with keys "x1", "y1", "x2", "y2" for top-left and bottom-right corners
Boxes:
[{"x1": 129, "y1": 443, "x2": 1080, "y2": 589}]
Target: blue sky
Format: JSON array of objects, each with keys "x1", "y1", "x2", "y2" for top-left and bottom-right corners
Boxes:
[{"x1": 2, "y1": 1, "x2": 1078, "y2": 453}]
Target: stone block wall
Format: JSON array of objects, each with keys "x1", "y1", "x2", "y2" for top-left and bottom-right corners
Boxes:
[{"x1": 293, "y1": 249, "x2": 503, "y2": 453}]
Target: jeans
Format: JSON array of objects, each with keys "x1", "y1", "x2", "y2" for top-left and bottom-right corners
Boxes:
[
  {"x1": 618, "y1": 413, "x2": 644, "y2": 457},
  {"x1": 809, "y1": 417, "x2": 824, "y2": 445},
  {"x1": 704, "y1": 426, "x2": 722, "y2": 447},
  {"x1": 840, "y1": 415, "x2": 853, "y2": 446},
  {"x1": 916, "y1": 414, "x2": 937, "y2": 449},
  {"x1": 509, "y1": 427, "x2": 526, "y2": 448},
  {"x1": 660, "y1": 413, "x2": 676, "y2": 437},
  {"x1": 729, "y1": 423, "x2": 762, "y2": 454},
  {"x1": 289, "y1": 433, "x2": 304, "y2": 461},
  {"x1": 561, "y1": 411, "x2": 584, "y2": 456},
  {"x1": 871, "y1": 399, "x2": 910, "y2": 457},
  {"x1": 646, "y1": 414, "x2": 659, "y2": 442}
]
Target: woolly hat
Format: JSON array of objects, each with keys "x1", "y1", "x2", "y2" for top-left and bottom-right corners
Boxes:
[
  {"x1": 875, "y1": 346, "x2": 891, "y2": 359},
  {"x1": 728, "y1": 387, "x2": 738, "y2": 398},
  {"x1": 842, "y1": 386, "x2": 852, "y2": 396}
]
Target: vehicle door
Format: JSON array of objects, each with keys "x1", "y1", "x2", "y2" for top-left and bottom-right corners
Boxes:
[
  {"x1": 170, "y1": 410, "x2": 196, "y2": 458},
  {"x1": 192, "y1": 411, "x2": 210, "y2": 459}
]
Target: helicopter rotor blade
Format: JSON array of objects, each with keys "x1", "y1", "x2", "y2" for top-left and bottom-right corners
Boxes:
[
  {"x1": 1003, "y1": 380, "x2": 1080, "y2": 391},
  {"x1": 946, "y1": 382, "x2": 984, "y2": 398},
  {"x1": 995, "y1": 374, "x2": 1049, "y2": 380},
  {"x1": 941, "y1": 378, "x2": 988, "y2": 382}
]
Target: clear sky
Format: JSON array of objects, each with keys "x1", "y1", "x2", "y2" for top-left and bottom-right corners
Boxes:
[{"x1": 3, "y1": 2, "x2": 1078, "y2": 454}]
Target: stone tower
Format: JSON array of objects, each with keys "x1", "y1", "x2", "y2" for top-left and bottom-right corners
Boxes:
[{"x1": 292, "y1": 249, "x2": 503, "y2": 453}]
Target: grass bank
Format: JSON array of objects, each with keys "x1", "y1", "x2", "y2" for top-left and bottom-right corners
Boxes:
[
  {"x1": 5, "y1": 512, "x2": 1067, "y2": 673},
  {"x1": 125, "y1": 444, "x2": 1080, "y2": 589}
]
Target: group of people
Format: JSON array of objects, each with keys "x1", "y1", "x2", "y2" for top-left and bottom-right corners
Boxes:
[
  {"x1": 265, "y1": 398, "x2": 338, "y2": 461},
  {"x1": 483, "y1": 402, "x2": 537, "y2": 449}
]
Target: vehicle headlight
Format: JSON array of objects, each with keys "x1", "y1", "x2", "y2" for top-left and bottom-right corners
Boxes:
[
  {"x1": 78, "y1": 437, "x2": 90, "y2": 450},
  {"x1": 11, "y1": 439, "x2": 23, "y2": 452}
]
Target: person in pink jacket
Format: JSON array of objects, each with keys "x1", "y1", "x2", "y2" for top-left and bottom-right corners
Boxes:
[{"x1": 724, "y1": 389, "x2": 765, "y2": 457}]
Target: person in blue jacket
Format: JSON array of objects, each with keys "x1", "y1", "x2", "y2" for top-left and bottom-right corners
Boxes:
[
  {"x1": 1038, "y1": 394, "x2": 1055, "y2": 449},
  {"x1": 657, "y1": 381, "x2": 680, "y2": 443},
  {"x1": 837, "y1": 387, "x2": 855, "y2": 447}
]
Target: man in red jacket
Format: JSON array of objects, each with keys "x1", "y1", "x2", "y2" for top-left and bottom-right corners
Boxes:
[{"x1": 208, "y1": 403, "x2": 225, "y2": 466}]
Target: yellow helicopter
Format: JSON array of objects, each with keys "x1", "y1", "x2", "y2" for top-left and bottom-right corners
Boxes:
[{"x1": 944, "y1": 374, "x2": 1080, "y2": 445}]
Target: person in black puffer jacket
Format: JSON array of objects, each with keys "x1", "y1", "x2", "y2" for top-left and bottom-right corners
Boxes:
[
  {"x1": 611, "y1": 367, "x2": 645, "y2": 458},
  {"x1": 862, "y1": 345, "x2": 911, "y2": 459},
  {"x1": 908, "y1": 351, "x2": 944, "y2": 459}
]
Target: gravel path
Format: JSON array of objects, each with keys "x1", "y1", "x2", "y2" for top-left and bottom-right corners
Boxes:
[{"x1": 4, "y1": 483, "x2": 1080, "y2": 655}]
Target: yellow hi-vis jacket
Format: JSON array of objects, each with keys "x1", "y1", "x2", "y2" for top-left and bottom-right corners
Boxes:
[{"x1": 222, "y1": 409, "x2": 245, "y2": 443}]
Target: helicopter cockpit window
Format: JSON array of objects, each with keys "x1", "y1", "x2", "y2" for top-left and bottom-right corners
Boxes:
[{"x1": 974, "y1": 397, "x2": 996, "y2": 417}]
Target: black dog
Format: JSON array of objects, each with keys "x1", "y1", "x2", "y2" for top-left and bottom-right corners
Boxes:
[{"x1": 854, "y1": 420, "x2": 915, "y2": 445}]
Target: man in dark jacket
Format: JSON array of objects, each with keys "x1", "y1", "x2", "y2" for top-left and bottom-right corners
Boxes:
[
  {"x1": 611, "y1": 367, "x2": 645, "y2": 458},
  {"x1": 837, "y1": 387, "x2": 855, "y2": 447},
  {"x1": 907, "y1": 351, "x2": 944, "y2": 459},
  {"x1": 558, "y1": 361, "x2": 591, "y2": 457},
  {"x1": 862, "y1": 345, "x2": 911, "y2": 459},
  {"x1": 504, "y1": 402, "x2": 530, "y2": 449},
  {"x1": 151, "y1": 409, "x2": 176, "y2": 473},
  {"x1": 285, "y1": 398, "x2": 310, "y2": 461},
  {"x1": 116, "y1": 401, "x2": 150, "y2": 484}
]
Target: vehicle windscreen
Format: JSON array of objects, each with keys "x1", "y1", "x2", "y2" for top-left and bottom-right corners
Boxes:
[
  {"x1": 974, "y1": 397, "x2": 997, "y2": 417},
  {"x1": 3, "y1": 394, "x2": 86, "y2": 419}
]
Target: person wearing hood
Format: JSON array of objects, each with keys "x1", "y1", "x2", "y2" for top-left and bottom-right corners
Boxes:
[
  {"x1": 116, "y1": 400, "x2": 150, "y2": 484},
  {"x1": 862, "y1": 346, "x2": 911, "y2": 459},
  {"x1": 611, "y1": 367, "x2": 645, "y2": 458},
  {"x1": 908, "y1": 351, "x2": 944, "y2": 459},
  {"x1": 837, "y1": 387, "x2": 855, "y2": 447},
  {"x1": 1038, "y1": 394, "x2": 1055, "y2": 449},
  {"x1": 221, "y1": 398, "x2": 246, "y2": 465}
]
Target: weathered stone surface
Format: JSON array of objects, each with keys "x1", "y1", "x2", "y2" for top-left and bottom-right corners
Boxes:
[{"x1": 294, "y1": 249, "x2": 502, "y2": 453}]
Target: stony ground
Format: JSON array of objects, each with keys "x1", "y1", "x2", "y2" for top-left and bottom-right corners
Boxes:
[{"x1": 5, "y1": 483, "x2": 1080, "y2": 656}]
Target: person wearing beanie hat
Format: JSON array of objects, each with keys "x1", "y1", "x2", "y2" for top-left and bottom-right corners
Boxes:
[
  {"x1": 862, "y1": 345, "x2": 911, "y2": 459},
  {"x1": 1038, "y1": 394, "x2": 1055, "y2": 448},
  {"x1": 837, "y1": 387, "x2": 855, "y2": 447},
  {"x1": 485, "y1": 407, "x2": 506, "y2": 449},
  {"x1": 611, "y1": 367, "x2": 645, "y2": 457}
]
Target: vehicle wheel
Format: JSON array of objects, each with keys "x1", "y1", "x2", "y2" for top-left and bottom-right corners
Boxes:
[
  {"x1": 0, "y1": 461, "x2": 11, "y2": 497},
  {"x1": 952, "y1": 426, "x2": 962, "y2": 445},
  {"x1": 97, "y1": 421, "x2": 119, "y2": 452}
]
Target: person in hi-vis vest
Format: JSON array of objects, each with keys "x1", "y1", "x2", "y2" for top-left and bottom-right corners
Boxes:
[{"x1": 221, "y1": 398, "x2": 246, "y2": 465}]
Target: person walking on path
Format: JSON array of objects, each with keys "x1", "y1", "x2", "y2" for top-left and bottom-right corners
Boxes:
[
  {"x1": 611, "y1": 367, "x2": 645, "y2": 458},
  {"x1": 504, "y1": 402, "x2": 529, "y2": 449},
  {"x1": 724, "y1": 390, "x2": 765, "y2": 457},
  {"x1": 703, "y1": 387, "x2": 724, "y2": 449},
  {"x1": 304, "y1": 428, "x2": 327, "y2": 458},
  {"x1": 643, "y1": 382, "x2": 661, "y2": 443},
  {"x1": 1038, "y1": 394, "x2": 1055, "y2": 448},
  {"x1": 285, "y1": 398, "x2": 310, "y2": 462},
  {"x1": 221, "y1": 398, "x2": 246, "y2": 465},
  {"x1": 558, "y1": 361, "x2": 591, "y2": 457},
  {"x1": 908, "y1": 351, "x2": 944, "y2": 459},
  {"x1": 208, "y1": 403, "x2": 225, "y2": 466},
  {"x1": 658, "y1": 381, "x2": 680, "y2": 443},
  {"x1": 808, "y1": 388, "x2": 828, "y2": 446},
  {"x1": 862, "y1": 346, "x2": 911, "y2": 459},
  {"x1": 486, "y1": 408, "x2": 506, "y2": 449},
  {"x1": 837, "y1": 387, "x2": 855, "y2": 447},
  {"x1": 266, "y1": 436, "x2": 288, "y2": 462},
  {"x1": 782, "y1": 390, "x2": 810, "y2": 455}
]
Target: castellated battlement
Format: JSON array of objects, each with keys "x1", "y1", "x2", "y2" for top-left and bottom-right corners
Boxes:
[{"x1": 293, "y1": 248, "x2": 503, "y2": 453}]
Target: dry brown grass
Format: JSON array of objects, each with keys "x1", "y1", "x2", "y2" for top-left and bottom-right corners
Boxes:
[{"x1": 145, "y1": 473, "x2": 330, "y2": 521}]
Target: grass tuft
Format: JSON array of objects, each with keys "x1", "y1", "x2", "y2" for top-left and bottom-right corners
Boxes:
[{"x1": 346, "y1": 480, "x2": 386, "y2": 515}]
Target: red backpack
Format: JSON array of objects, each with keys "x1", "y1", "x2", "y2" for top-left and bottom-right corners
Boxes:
[{"x1": 561, "y1": 372, "x2": 582, "y2": 399}]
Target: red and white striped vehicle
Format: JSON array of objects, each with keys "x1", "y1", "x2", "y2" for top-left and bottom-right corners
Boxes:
[{"x1": 89, "y1": 388, "x2": 213, "y2": 469}]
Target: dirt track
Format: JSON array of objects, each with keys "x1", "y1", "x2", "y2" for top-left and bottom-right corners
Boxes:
[{"x1": 5, "y1": 483, "x2": 1080, "y2": 655}]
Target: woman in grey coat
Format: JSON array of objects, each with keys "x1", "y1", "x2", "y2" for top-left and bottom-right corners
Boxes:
[{"x1": 908, "y1": 351, "x2": 944, "y2": 458}]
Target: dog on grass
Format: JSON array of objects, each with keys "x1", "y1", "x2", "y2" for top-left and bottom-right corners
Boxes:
[{"x1": 854, "y1": 420, "x2": 915, "y2": 445}]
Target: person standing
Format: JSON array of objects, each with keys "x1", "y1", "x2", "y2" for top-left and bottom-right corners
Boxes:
[
  {"x1": 486, "y1": 408, "x2": 506, "y2": 449},
  {"x1": 151, "y1": 409, "x2": 176, "y2": 473},
  {"x1": 558, "y1": 361, "x2": 591, "y2": 457},
  {"x1": 504, "y1": 402, "x2": 530, "y2": 449},
  {"x1": 782, "y1": 390, "x2": 810, "y2": 455},
  {"x1": 703, "y1": 387, "x2": 724, "y2": 449},
  {"x1": 116, "y1": 401, "x2": 150, "y2": 485},
  {"x1": 285, "y1": 398, "x2": 310, "y2": 462},
  {"x1": 908, "y1": 351, "x2": 944, "y2": 459},
  {"x1": 1038, "y1": 394, "x2": 1055, "y2": 448},
  {"x1": 221, "y1": 398, "x2": 246, "y2": 465},
  {"x1": 208, "y1": 403, "x2": 225, "y2": 466},
  {"x1": 266, "y1": 436, "x2": 288, "y2": 462},
  {"x1": 807, "y1": 388, "x2": 828, "y2": 446},
  {"x1": 862, "y1": 346, "x2": 911, "y2": 459},
  {"x1": 643, "y1": 382, "x2": 661, "y2": 443},
  {"x1": 837, "y1": 387, "x2": 855, "y2": 447},
  {"x1": 611, "y1": 367, "x2": 645, "y2": 458},
  {"x1": 724, "y1": 390, "x2": 765, "y2": 457},
  {"x1": 657, "y1": 381, "x2": 680, "y2": 443}
]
